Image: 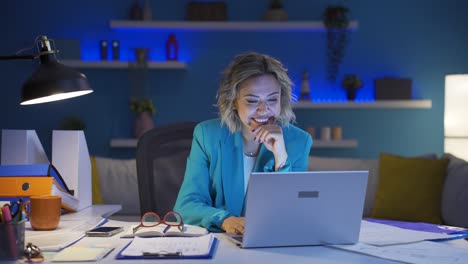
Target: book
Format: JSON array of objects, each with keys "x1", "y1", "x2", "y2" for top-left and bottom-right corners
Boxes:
[
  {"x1": 120, "y1": 224, "x2": 208, "y2": 238},
  {"x1": 116, "y1": 234, "x2": 217, "y2": 259}
]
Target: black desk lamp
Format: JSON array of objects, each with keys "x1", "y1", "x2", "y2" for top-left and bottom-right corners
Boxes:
[{"x1": 0, "y1": 36, "x2": 93, "y2": 105}]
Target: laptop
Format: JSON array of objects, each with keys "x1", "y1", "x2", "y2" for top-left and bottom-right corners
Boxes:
[{"x1": 226, "y1": 171, "x2": 368, "y2": 248}]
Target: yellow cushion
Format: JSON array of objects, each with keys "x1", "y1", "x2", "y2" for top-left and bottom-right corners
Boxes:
[
  {"x1": 90, "y1": 156, "x2": 104, "y2": 204},
  {"x1": 371, "y1": 153, "x2": 449, "y2": 224}
]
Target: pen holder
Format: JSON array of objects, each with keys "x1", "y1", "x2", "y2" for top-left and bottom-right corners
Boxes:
[{"x1": 0, "y1": 220, "x2": 25, "y2": 260}]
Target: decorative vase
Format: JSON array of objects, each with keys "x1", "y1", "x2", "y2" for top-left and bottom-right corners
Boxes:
[
  {"x1": 134, "y1": 111, "x2": 154, "y2": 138},
  {"x1": 143, "y1": 0, "x2": 152, "y2": 21},
  {"x1": 129, "y1": 0, "x2": 143, "y2": 20},
  {"x1": 135, "y1": 48, "x2": 149, "y2": 64},
  {"x1": 345, "y1": 87, "x2": 359, "y2": 101},
  {"x1": 165, "y1": 34, "x2": 178, "y2": 61}
]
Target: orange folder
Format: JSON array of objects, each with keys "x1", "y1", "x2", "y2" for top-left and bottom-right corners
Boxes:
[{"x1": 0, "y1": 177, "x2": 52, "y2": 197}]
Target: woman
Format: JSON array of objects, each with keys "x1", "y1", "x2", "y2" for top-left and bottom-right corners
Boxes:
[{"x1": 174, "y1": 52, "x2": 312, "y2": 234}]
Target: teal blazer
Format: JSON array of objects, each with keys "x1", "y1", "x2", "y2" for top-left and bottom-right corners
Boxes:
[{"x1": 174, "y1": 118, "x2": 312, "y2": 232}]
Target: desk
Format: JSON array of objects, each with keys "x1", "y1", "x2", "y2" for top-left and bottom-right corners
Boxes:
[{"x1": 31, "y1": 206, "x2": 468, "y2": 264}]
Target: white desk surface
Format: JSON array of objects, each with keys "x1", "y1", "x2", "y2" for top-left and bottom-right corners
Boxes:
[{"x1": 31, "y1": 205, "x2": 468, "y2": 264}]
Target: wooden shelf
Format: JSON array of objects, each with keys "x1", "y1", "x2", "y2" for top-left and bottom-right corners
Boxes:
[
  {"x1": 110, "y1": 138, "x2": 358, "y2": 149},
  {"x1": 109, "y1": 20, "x2": 359, "y2": 32},
  {"x1": 61, "y1": 60, "x2": 187, "y2": 69},
  {"x1": 292, "y1": 100, "x2": 432, "y2": 109},
  {"x1": 312, "y1": 139, "x2": 358, "y2": 149}
]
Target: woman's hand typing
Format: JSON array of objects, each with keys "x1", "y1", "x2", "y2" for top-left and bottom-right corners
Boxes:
[{"x1": 221, "y1": 216, "x2": 246, "y2": 235}]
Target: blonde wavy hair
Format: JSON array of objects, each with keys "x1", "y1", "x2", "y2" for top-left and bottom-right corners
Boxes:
[{"x1": 216, "y1": 52, "x2": 296, "y2": 133}]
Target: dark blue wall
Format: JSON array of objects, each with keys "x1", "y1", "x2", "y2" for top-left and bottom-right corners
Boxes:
[{"x1": 1, "y1": 0, "x2": 468, "y2": 159}]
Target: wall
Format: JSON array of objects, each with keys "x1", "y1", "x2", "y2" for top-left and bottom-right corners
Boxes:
[{"x1": 1, "y1": 0, "x2": 468, "y2": 159}]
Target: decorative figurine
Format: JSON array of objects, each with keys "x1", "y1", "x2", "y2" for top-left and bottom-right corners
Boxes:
[
  {"x1": 100, "y1": 40, "x2": 108, "y2": 60},
  {"x1": 300, "y1": 71, "x2": 311, "y2": 100},
  {"x1": 112, "y1": 40, "x2": 119, "y2": 61}
]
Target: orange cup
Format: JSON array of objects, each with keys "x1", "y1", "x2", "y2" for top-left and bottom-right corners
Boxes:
[{"x1": 24, "y1": 195, "x2": 61, "y2": 231}]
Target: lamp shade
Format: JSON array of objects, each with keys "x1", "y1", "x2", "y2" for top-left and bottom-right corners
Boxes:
[
  {"x1": 21, "y1": 57, "x2": 92, "y2": 105},
  {"x1": 21, "y1": 60, "x2": 93, "y2": 105},
  {"x1": 444, "y1": 74, "x2": 468, "y2": 161},
  {"x1": 444, "y1": 74, "x2": 468, "y2": 136}
]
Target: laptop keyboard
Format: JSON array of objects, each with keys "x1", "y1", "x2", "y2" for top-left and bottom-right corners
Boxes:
[{"x1": 230, "y1": 234, "x2": 243, "y2": 243}]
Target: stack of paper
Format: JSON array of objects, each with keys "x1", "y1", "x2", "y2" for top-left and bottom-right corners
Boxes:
[
  {"x1": 359, "y1": 220, "x2": 455, "y2": 246},
  {"x1": 329, "y1": 220, "x2": 468, "y2": 264}
]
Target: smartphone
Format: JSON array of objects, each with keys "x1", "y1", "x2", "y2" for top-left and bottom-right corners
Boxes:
[{"x1": 85, "y1": 226, "x2": 124, "y2": 237}]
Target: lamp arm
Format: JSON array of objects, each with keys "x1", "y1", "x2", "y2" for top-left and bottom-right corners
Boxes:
[{"x1": 0, "y1": 55, "x2": 35, "y2": 60}]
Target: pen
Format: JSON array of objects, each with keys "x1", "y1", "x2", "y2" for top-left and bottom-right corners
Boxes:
[
  {"x1": 162, "y1": 225, "x2": 170, "y2": 233},
  {"x1": 1, "y1": 204, "x2": 18, "y2": 258},
  {"x1": 143, "y1": 251, "x2": 182, "y2": 258},
  {"x1": 1, "y1": 205, "x2": 12, "y2": 223}
]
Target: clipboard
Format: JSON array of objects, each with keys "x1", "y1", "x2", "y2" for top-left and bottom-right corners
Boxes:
[{"x1": 115, "y1": 236, "x2": 218, "y2": 259}]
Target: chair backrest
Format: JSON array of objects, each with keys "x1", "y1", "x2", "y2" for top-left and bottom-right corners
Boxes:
[{"x1": 136, "y1": 121, "x2": 197, "y2": 216}]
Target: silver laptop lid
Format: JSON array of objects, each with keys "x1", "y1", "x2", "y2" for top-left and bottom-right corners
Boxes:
[{"x1": 242, "y1": 171, "x2": 368, "y2": 248}]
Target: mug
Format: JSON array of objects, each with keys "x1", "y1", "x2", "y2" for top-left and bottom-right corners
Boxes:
[{"x1": 24, "y1": 195, "x2": 61, "y2": 231}]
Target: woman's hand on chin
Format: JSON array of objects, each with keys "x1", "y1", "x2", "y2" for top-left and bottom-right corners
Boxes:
[{"x1": 252, "y1": 123, "x2": 288, "y2": 164}]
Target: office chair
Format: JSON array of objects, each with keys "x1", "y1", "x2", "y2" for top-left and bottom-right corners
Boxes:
[{"x1": 136, "y1": 121, "x2": 197, "y2": 216}]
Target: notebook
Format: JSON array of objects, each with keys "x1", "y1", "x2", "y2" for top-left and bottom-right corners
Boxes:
[
  {"x1": 226, "y1": 171, "x2": 368, "y2": 248},
  {"x1": 120, "y1": 224, "x2": 208, "y2": 238}
]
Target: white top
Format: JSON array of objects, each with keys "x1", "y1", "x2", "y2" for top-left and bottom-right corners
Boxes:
[{"x1": 243, "y1": 155, "x2": 257, "y2": 194}]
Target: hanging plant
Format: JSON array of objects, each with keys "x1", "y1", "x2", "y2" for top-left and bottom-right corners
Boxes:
[{"x1": 323, "y1": 5, "x2": 349, "y2": 83}]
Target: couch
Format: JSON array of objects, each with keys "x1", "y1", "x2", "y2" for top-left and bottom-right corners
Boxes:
[{"x1": 92, "y1": 153, "x2": 468, "y2": 228}]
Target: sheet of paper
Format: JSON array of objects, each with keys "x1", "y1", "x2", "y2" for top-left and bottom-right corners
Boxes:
[
  {"x1": 25, "y1": 231, "x2": 84, "y2": 251},
  {"x1": 331, "y1": 241, "x2": 468, "y2": 264},
  {"x1": 365, "y1": 218, "x2": 467, "y2": 234},
  {"x1": 51, "y1": 245, "x2": 114, "y2": 262},
  {"x1": 25, "y1": 217, "x2": 106, "y2": 251},
  {"x1": 120, "y1": 234, "x2": 214, "y2": 257},
  {"x1": 360, "y1": 220, "x2": 455, "y2": 246}
]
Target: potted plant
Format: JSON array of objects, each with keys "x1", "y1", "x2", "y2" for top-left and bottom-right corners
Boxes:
[
  {"x1": 264, "y1": 0, "x2": 288, "y2": 21},
  {"x1": 58, "y1": 116, "x2": 86, "y2": 130},
  {"x1": 323, "y1": 5, "x2": 350, "y2": 83},
  {"x1": 130, "y1": 98, "x2": 156, "y2": 138},
  {"x1": 341, "y1": 74, "x2": 363, "y2": 101}
]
